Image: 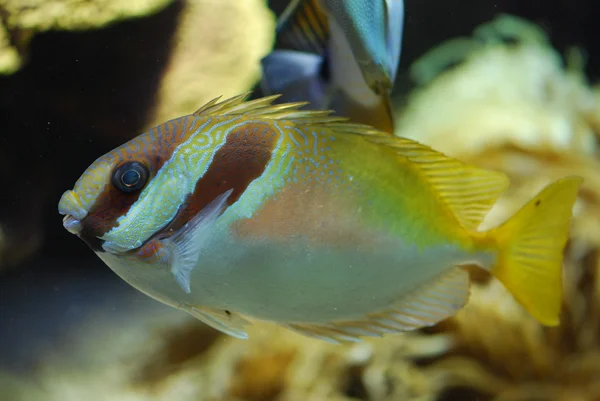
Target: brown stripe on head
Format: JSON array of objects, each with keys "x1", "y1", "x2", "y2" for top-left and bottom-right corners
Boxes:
[
  {"x1": 76, "y1": 116, "x2": 198, "y2": 242},
  {"x1": 156, "y1": 122, "x2": 279, "y2": 238}
]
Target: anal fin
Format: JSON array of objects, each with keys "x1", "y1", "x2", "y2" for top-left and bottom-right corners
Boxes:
[{"x1": 284, "y1": 267, "x2": 471, "y2": 343}]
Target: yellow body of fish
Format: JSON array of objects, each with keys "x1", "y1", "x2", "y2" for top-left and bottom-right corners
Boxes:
[{"x1": 58, "y1": 94, "x2": 582, "y2": 342}]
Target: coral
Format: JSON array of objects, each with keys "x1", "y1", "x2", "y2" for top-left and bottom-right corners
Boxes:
[
  {"x1": 0, "y1": 0, "x2": 173, "y2": 74},
  {"x1": 148, "y1": 0, "x2": 275, "y2": 126},
  {"x1": 0, "y1": 22, "x2": 20, "y2": 73}
]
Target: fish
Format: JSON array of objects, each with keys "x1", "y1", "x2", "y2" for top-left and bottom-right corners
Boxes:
[
  {"x1": 58, "y1": 93, "x2": 582, "y2": 343},
  {"x1": 260, "y1": 0, "x2": 404, "y2": 133}
]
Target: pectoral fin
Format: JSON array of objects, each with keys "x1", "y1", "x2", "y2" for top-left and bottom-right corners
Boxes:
[
  {"x1": 284, "y1": 267, "x2": 470, "y2": 343},
  {"x1": 164, "y1": 189, "x2": 233, "y2": 294}
]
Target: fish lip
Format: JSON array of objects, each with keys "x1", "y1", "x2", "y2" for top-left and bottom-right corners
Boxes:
[
  {"x1": 62, "y1": 215, "x2": 83, "y2": 235},
  {"x1": 58, "y1": 190, "x2": 88, "y2": 220}
]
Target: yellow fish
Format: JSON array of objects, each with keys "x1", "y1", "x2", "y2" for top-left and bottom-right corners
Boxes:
[{"x1": 58, "y1": 94, "x2": 581, "y2": 343}]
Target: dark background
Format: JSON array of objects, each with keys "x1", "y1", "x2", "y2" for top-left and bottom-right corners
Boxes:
[{"x1": 0, "y1": 0, "x2": 598, "y2": 373}]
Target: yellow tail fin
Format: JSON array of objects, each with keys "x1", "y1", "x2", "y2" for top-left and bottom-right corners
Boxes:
[{"x1": 488, "y1": 176, "x2": 583, "y2": 326}]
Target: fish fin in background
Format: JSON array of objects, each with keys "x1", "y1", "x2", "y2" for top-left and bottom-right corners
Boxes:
[
  {"x1": 384, "y1": 0, "x2": 404, "y2": 84},
  {"x1": 322, "y1": 0, "x2": 403, "y2": 93},
  {"x1": 323, "y1": 0, "x2": 402, "y2": 133},
  {"x1": 259, "y1": 0, "x2": 331, "y2": 107},
  {"x1": 260, "y1": 0, "x2": 404, "y2": 134},
  {"x1": 284, "y1": 267, "x2": 470, "y2": 343},
  {"x1": 485, "y1": 176, "x2": 583, "y2": 326},
  {"x1": 276, "y1": 0, "x2": 329, "y2": 55},
  {"x1": 327, "y1": 83, "x2": 395, "y2": 134},
  {"x1": 259, "y1": 50, "x2": 330, "y2": 107},
  {"x1": 365, "y1": 135, "x2": 510, "y2": 230},
  {"x1": 186, "y1": 306, "x2": 252, "y2": 339},
  {"x1": 164, "y1": 189, "x2": 234, "y2": 294}
]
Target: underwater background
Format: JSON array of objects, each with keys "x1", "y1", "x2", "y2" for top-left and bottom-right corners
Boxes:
[{"x1": 1, "y1": 0, "x2": 599, "y2": 400}]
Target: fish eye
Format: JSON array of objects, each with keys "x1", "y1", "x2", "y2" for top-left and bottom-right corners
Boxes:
[{"x1": 112, "y1": 161, "x2": 149, "y2": 193}]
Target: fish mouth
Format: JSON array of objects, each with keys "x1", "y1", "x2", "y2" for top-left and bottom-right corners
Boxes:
[
  {"x1": 58, "y1": 190, "x2": 87, "y2": 235},
  {"x1": 58, "y1": 190, "x2": 106, "y2": 251},
  {"x1": 62, "y1": 214, "x2": 83, "y2": 235},
  {"x1": 58, "y1": 190, "x2": 88, "y2": 220}
]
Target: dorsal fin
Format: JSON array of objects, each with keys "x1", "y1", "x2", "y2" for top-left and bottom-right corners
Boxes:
[
  {"x1": 295, "y1": 117, "x2": 509, "y2": 230},
  {"x1": 193, "y1": 92, "x2": 347, "y2": 124},
  {"x1": 366, "y1": 135, "x2": 510, "y2": 230},
  {"x1": 191, "y1": 94, "x2": 508, "y2": 231}
]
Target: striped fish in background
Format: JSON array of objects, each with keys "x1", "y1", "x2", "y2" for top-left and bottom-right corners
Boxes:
[
  {"x1": 260, "y1": 0, "x2": 405, "y2": 133},
  {"x1": 59, "y1": 93, "x2": 581, "y2": 343}
]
